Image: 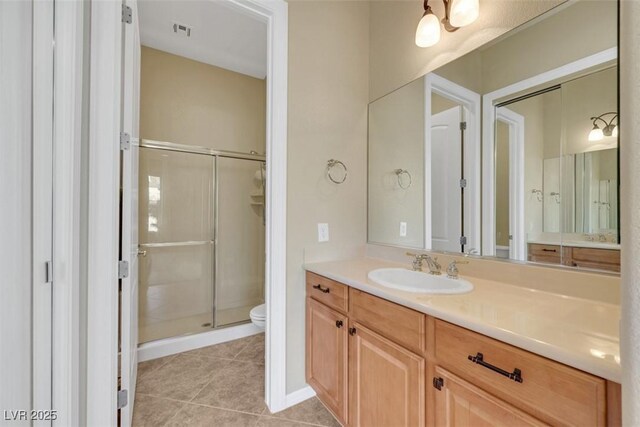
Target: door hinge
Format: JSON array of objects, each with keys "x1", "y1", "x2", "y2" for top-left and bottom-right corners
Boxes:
[
  {"x1": 460, "y1": 236, "x2": 467, "y2": 246},
  {"x1": 459, "y1": 178, "x2": 467, "y2": 188},
  {"x1": 120, "y1": 132, "x2": 130, "y2": 151},
  {"x1": 45, "y1": 261, "x2": 53, "y2": 284},
  {"x1": 122, "y1": 4, "x2": 132, "y2": 24},
  {"x1": 118, "y1": 260, "x2": 129, "y2": 279},
  {"x1": 117, "y1": 389, "x2": 128, "y2": 409},
  {"x1": 433, "y1": 377, "x2": 444, "y2": 391},
  {"x1": 460, "y1": 121, "x2": 467, "y2": 131}
]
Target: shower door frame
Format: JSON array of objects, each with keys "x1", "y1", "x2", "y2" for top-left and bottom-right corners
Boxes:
[{"x1": 139, "y1": 139, "x2": 266, "y2": 334}]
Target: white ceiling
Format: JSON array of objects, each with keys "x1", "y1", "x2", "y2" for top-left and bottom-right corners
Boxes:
[{"x1": 138, "y1": 0, "x2": 267, "y2": 79}]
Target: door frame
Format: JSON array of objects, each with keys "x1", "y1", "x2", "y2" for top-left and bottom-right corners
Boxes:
[
  {"x1": 495, "y1": 107, "x2": 526, "y2": 261},
  {"x1": 51, "y1": 1, "x2": 87, "y2": 425},
  {"x1": 481, "y1": 47, "x2": 617, "y2": 256},
  {"x1": 85, "y1": 0, "x2": 289, "y2": 421},
  {"x1": 213, "y1": 0, "x2": 289, "y2": 412},
  {"x1": 424, "y1": 73, "x2": 481, "y2": 252},
  {"x1": 32, "y1": 0, "x2": 54, "y2": 420}
]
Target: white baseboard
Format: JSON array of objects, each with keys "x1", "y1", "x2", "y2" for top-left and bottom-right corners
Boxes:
[
  {"x1": 138, "y1": 323, "x2": 262, "y2": 362},
  {"x1": 283, "y1": 386, "x2": 316, "y2": 408}
]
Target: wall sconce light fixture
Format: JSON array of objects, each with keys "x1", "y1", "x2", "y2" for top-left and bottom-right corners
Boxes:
[
  {"x1": 588, "y1": 112, "x2": 618, "y2": 142},
  {"x1": 415, "y1": 0, "x2": 479, "y2": 47}
]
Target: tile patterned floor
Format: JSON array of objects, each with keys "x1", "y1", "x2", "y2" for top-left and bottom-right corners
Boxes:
[{"x1": 133, "y1": 334, "x2": 341, "y2": 427}]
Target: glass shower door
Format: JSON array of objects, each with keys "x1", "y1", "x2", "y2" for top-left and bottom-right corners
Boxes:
[
  {"x1": 138, "y1": 147, "x2": 215, "y2": 343},
  {"x1": 215, "y1": 157, "x2": 265, "y2": 327}
]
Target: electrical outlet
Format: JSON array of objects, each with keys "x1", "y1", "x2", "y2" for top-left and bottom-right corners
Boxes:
[
  {"x1": 318, "y1": 223, "x2": 329, "y2": 242},
  {"x1": 400, "y1": 222, "x2": 407, "y2": 237}
]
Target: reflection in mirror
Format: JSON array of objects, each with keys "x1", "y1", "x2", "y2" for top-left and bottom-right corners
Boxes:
[
  {"x1": 368, "y1": 78, "x2": 425, "y2": 248},
  {"x1": 575, "y1": 149, "x2": 618, "y2": 235},
  {"x1": 495, "y1": 66, "x2": 619, "y2": 270},
  {"x1": 495, "y1": 87, "x2": 562, "y2": 260},
  {"x1": 366, "y1": 0, "x2": 619, "y2": 273}
]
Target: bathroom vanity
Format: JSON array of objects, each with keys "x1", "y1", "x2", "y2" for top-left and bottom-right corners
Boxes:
[{"x1": 304, "y1": 260, "x2": 621, "y2": 427}]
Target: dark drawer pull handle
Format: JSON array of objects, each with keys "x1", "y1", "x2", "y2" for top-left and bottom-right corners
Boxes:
[
  {"x1": 349, "y1": 327, "x2": 357, "y2": 336},
  {"x1": 542, "y1": 248, "x2": 557, "y2": 252},
  {"x1": 313, "y1": 284, "x2": 330, "y2": 294},
  {"x1": 336, "y1": 320, "x2": 343, "y2": 328},
  {"x1": 468, "y1": 352, "x2": 523, "y2": 383}
]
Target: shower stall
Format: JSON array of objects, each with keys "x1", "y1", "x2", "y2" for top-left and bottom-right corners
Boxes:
[{"x1": 138, "y1": 140, "x2": 265, "y2": 343}]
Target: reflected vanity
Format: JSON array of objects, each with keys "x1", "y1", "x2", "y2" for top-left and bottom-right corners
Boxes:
[{"x1": 367, "y1": 0, "x2": 619, "y2": 272}]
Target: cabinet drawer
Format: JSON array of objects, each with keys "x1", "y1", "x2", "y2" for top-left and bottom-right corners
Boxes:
[
  {"x1": 434, "y1": 320, "x2": 606, "y2": 426},
  {"x1": 570, "y1": 247, "x2": 620, "y2": 272},
  {"x1": 349, "y1": 288, "x2": 426, "y2": 355},
  {"x1": 528, "y1": 244, "x2": 562, "y2": 261},
  {"x1": 306, "y1": 272, "x2": 348, "y2": 313}
]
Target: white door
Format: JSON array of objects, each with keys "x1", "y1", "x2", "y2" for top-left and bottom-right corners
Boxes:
[
  {"x1": 430, "y1": 106, "x2": 463, "y2": 252},
  {"x1": 120, "y1": 0, "x2": 141, "y2": 425}
]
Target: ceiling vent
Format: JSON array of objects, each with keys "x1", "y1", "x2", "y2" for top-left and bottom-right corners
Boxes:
[{"x1": 173, "y1": 22, "x2": 192, "y2": 37}]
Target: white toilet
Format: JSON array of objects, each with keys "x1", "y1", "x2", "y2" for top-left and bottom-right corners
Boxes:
[{"x1": 250, "y1": 304, "x2": 266, "y2": 330}]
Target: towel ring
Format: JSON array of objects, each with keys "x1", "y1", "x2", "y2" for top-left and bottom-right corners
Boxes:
[
  {"x1": 327, "y1": 159, "x2": 347, "y2": 184},
  {"x1": 394, "y1": 169, "x2": 412, "y2": 189}
]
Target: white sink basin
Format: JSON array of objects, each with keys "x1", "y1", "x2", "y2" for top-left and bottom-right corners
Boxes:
[{"x1": 367, "y1": 268, "x2": 473, "y2": 294}]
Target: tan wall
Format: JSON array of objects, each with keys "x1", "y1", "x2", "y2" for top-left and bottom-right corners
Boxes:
[
  {"x1": 140, "y1": 46, "x2": 266, "y2": 153},
  {"x1": 286, "y1": 0, "x2": 370, "y2": 393},
  {"x1": 480, "y1": 1, "x2": 617, "y2": 94},
  {"x1": 369, "y1": 0, "x2": 563, "y2": 100}
]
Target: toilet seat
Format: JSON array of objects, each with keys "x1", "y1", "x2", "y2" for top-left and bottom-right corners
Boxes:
[
  {"x1": 250, "y1": 303, "x2": 266, "y2": 319},
  {"x1": 250, "y1": 304, "x2": 266, "y2": 330}
]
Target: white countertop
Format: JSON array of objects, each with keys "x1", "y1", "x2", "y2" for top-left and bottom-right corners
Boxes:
[{"x1": 304, "y1": 257, "x2": 621, "y2": 383}]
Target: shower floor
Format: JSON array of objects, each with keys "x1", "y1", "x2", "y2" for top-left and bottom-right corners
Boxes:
[{"x1": 139, "y1": 303, "x2": 260, "y2": 344}]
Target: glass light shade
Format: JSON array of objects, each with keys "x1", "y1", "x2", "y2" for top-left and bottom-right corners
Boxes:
[
  {"x1": 588, "y1": 126, "x2": 604, "y2": 142},
  {"x1": 612, "y1": 125, "x2": 618, "y2": 138},
  {"x1": 449, "y1": 0, "x2": 479, "y2": 27},
  {"x1": 415, "y1": 12, "x2": 441, "y2": 47}
]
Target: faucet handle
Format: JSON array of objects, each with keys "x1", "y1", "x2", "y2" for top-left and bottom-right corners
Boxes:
[
  {"x1": 446, "y1": 259, "x2": 469, "y2": 279},
  {"x1": 406, "y1": 252, "x2": 423, "y2": 271}
]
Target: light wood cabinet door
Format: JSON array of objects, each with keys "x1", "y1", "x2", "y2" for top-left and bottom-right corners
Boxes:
[
  {"x1": 434, "y1": 366, "x2": 547, "y2": 427},
  {"x1": 306, "y1": 298, "x2": 348, "y2": 424},
  {"x1": 349, "y1": 322, "x2": 425, "y2": 427}
]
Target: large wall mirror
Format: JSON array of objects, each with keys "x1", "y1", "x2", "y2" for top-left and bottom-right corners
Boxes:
[{"x1": 367, "y1": 0, "x2": 619, "y2": 272}]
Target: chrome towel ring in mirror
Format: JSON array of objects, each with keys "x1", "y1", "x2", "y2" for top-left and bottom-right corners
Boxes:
[
  {"x1": 327, "y1": 159, "x2": 347, "y2": 184},
  {"x1": 394, "y1": 169, "x2": 412, "y2": 189}
]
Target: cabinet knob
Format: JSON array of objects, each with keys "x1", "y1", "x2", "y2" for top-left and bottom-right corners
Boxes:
[
  {"x1": 433, "y1": 377, "x2": 444, "y2": 391},
  {"x1": 336, "y1": 320, "x2": 343, "y2": 328},
  {"x1": 348, "y1": 327, "x2": 357, "y2": 336}
]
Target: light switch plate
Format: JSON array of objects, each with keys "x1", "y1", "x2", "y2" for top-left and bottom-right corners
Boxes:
[
  {"x1": 400, "y1": 222, "x2": 407, "y2": 237},
  {"x1": 318, "y1": 223, "x2": 329, "y2": 242}
]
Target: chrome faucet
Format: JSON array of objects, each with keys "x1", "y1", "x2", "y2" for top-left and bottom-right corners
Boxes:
[
  {"x1": 406, "y1": 252, "x2": 441, "y2": 275},
  {"x1": 446, "y1": 259, "x2": 469, "y2": 279}
]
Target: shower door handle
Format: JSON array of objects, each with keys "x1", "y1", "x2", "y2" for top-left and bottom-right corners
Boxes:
[{"x1": 137, "y1": 249, "x2": 147, "y2": 257}]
